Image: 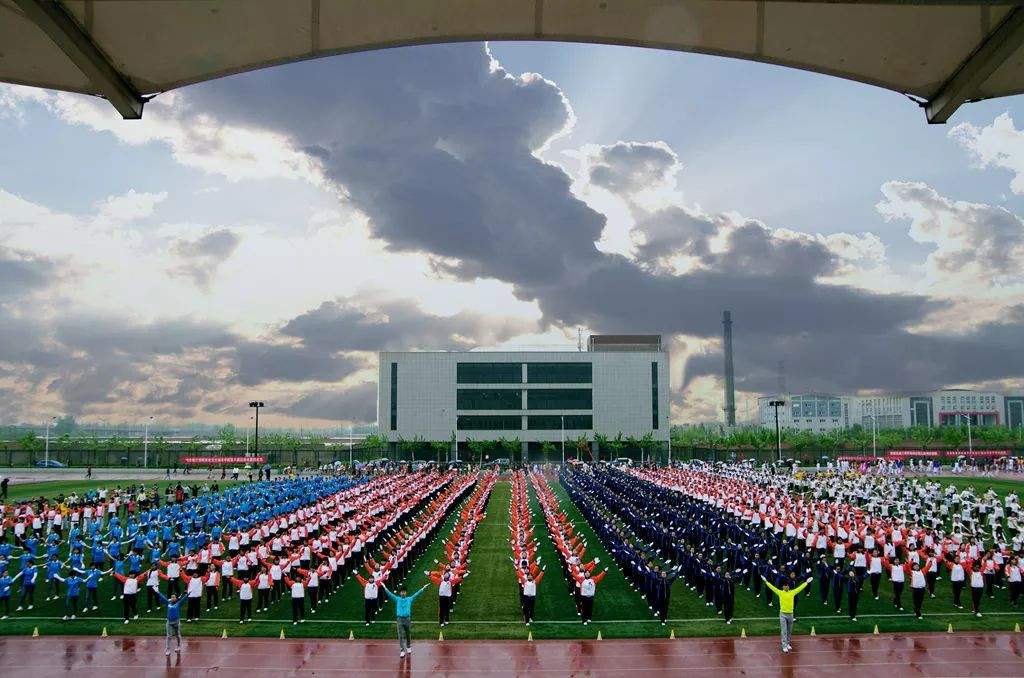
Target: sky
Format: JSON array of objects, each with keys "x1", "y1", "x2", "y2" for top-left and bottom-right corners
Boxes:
[{"x1": 1, "y1": 41, "x2": 1023, "y2": 429}]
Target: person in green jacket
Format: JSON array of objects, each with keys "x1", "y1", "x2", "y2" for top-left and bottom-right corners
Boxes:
[
  {"x1": 762, "y1": 575, "x2": 813, "y2": 653},
  {"x1": 382, "y1": 583, "x2": 429, "y2": 659}
]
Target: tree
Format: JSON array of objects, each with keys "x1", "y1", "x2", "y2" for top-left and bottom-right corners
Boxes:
[
  {"x1": 606, "y1": 433, "x2": 626, "y2": 460},
  {"x1": 150, "y1": 436, "x2": 170, "y2": 466},
  {"x1": 498, "y1": 437, "x2": 521, "y2": 466},
  {"x1": 593, "y1": 433, "x2": 609, "y2": 461},
  {"x1": 397, "y1": 436, "x2": 424, "y2": 462},
  {"x1": 539, "y1": 441, "x2": 558, "y2": 464},
  {"x1": 217, "y1": 425, "x2": 238, "y2": 450},
  {"x1": 429, "y1": 439, "x2": 450, "y2": 464},
  {"x1": 941, "y1": 426, "x2": 967, "y2": 449},
  {"x1": 185, "y1": 435, "x2": 204, "y2": 455},
  {"x1": 281, "y1": 433, "x2": 302, "y2": 466},
  {"x1": 574, "y1": 434, "x2": 591, "y2": 462},
  {"x1": 909, "y1": 425, "x2": 937, "y2": 449},
  {"x1": 53, "y1": 415, "x2": 76, "y2": 436},
  {"x1": 18, "y1": 432, "x2": 42, "y2": 461},
  {"x1": 638, "y1": 432, "x2": 657, "y2": 464},
  {"x1": 362, "y1": 434, "x2": 387, "y2": 461}
]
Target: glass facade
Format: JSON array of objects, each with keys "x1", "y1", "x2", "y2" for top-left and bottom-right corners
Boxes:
[
  {"x1": 389, "y1": 362, "x2": 397, "y2": 430},
  {"x1": 526, "y1": 388, "x2": 592, "y2": 410},
  {"x1": 651, "y1": 362, "x2": 659, "y2": 430},
  {"x1": 457, "y1": 362, "x2": 522, "y2": 384},
  {"x1": 527, "y1": 415, "x2": 593, "y2": 430},
  {"x1": 457, "y1": 389, "x2": 522, "y2": 410},
  {"x1": 457, "y1": 415, "x2": 522, "y2": 431},
  {"x1": 527, "y1": 362, "x2": 592, "y2": 384},
  {"x1": 791, "y1": 395, "x2": 841, "y2": 419}
]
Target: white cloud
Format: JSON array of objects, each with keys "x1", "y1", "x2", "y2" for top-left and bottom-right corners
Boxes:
[
  {"x1": 950, "y1": 112, "x2": 1024, "y2": 195},
  {"x1": 94, "y1": 189, "x2": 168, "y2": 224}
]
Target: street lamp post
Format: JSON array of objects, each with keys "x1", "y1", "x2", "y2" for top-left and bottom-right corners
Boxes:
[
  {"x1": 348, "y1": 424, "x2": 353, "y2": 468},
  {"x1": 143, "y1": 415, "x2": 153, "y2": 468},
  {"x1": 248, "y1": 401, "x2": 265, "y2": 457},
  {"x1": 769, "y1": 400, "x2": 785, "y2": 463},
  {"x1": 867, "y1": 414, "x2": 878, "y2": 457},
  {"x1": 44, "y1": 415, "x2": 56, "y2": 466},
  {"x1": 560, "y1": 415, "x2": 565, "y2": 465},
  {"x1": 958, "y1": 412, "x2": 973, "y2": 453}
]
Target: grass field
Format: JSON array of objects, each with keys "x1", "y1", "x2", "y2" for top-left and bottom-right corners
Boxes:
[
  {"x1": 4, "y1": 478, "x2": 248, "y2": 503},
  {"x1": 0, "y1": 475, "x2": 1022, "y2": 641}
]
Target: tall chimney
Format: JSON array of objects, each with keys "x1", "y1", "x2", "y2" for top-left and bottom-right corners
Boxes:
[{"x1": 723, "y1": 310, "x2": 736, "y2": 426}]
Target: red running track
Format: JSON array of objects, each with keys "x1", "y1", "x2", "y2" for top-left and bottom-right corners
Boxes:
[{"x1": 0, "y1": 632, "x2": 1022, "y2": 677}]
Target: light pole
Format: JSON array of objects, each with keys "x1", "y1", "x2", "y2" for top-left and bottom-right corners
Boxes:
[
  {"x1": 248, "y1": 401, "x2": 265, "y2": 457},
  {"x1": 769, "y1": 400, "x2": 785, "y2": 463},
  {"x1": 560, "y1": 414, "x2": 565, "y2": 465},
  {"x1": 245, "y1": 415, "x2": 253, "y2": 453},
  {"x1": 866, "y1": 414, "x2": 877, "y2": 457},
  {"x1": 44, "y1": 415, "x2": 56, "y2": 466},
  {"x1": 143, "y1": 415, "x2": 153, "y2": 468},
  {"x1": 348, "y1": 424, "x2": 354, "y2": 468},
  {"x1": 958, "y1": 412, "x2": 973, "y2": 453}
]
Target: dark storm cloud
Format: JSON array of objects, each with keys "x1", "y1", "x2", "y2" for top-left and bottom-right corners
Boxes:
[
  {"x1": 233, "y1": 341, "x2": 365, "y2": 386},
  {"x1": 280, "y1": 297, "x2": 527, "y2": 352},
  {"x1": 169, "y1": 228, "x2": 241, "y2": 289},
  {"x1": 588, "y1": 141, "x2": 677, "y2": 195},
  {"x1": 176, "y1": 46, "x2": 933, "y2": 368},
  {"x1": 284, "y1": 382, "x2": 378, "y2": 423},
  {"x1": 684, "y1": 306, "x2": 1024, "y2": 393},
  {"x1": 0, "y1": 245, "x2": 56, "y2": 300}
]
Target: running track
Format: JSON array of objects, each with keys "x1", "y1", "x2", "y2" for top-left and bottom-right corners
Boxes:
[{"x1": 1, "y1": 632, "x2": 1022, "y2": 676}]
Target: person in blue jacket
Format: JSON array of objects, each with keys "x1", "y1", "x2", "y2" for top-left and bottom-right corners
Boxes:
[
  {"x1": 381, "y1": 583, "x2": 429, "y2": 659},
  {"x1": 54, "y1": 572, "x2": 83, "y2": 619},
  {"x1": 16, "y1": 559, "x2": 37, "y2": 610},
  {"x1": 156, "y1": 591, "x2": 186, "y2": 656}
]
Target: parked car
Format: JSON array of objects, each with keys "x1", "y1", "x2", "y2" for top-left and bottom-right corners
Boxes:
[
  {"x1": 611, "y1": 457, "x2": 633, "y2": 467},
  {"x1": 35, "y1": 459, "x2": 66, "y2": 468}
]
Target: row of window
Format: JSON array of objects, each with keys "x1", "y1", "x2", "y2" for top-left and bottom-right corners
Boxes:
[
  {"x1": 456, "y1": 415, "x2": 594, "y2": 431},
  {"x1": 456, "y1": 362, "x2": 592, "y2": 384},
  {"x1": 456, "y1": 388, "x2": 592, "y2": 410}
]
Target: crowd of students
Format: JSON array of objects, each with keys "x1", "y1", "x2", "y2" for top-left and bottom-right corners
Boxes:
[
  {"x1": 530, "y1": 471, "x2": 608, "y2": 624},
  {"x1": 0, "y1": 470, "x2": 482, "y2": 634},
  {"x1": 509, "y1": 471, "x2": 543, "y2": 624}
]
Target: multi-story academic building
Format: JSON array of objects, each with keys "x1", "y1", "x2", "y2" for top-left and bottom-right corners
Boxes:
[
  {"x1": 758, "y1": 389, "x2": 1024, "y2": 432},
  {"x1": 378, "y1": 335, "x2": 670, "y2": 454}
]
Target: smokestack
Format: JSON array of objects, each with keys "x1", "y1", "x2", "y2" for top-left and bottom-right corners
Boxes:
[{"x1": 723, "y1": 310, "x2": 736, "y2": 426}]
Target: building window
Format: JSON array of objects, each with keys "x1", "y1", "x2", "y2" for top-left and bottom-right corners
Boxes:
[
  {"x1": 526, "y1": 388, "x2": 592, "y2": 410},
  {"x1": 457, "y1": 362, "x2": 522, "y2": 384},
  {"x1": 389, "y1": 362, "x2": 397, "y2": 431},
  {"x1": 651, "y1": 362, "x2": 659, "y2": 430},
  {"x1": 456, "y1": 415, "x2": 522, "y2": 431},
  {"x1": 526, "y1": 362, "x2": 592, "y2": 384},
  {"x1": 527, "y1": 415, "x2": 593, "y2": 430},
  {"x1": 457, "y1": 389, "x2": 522, "y2": 410}
]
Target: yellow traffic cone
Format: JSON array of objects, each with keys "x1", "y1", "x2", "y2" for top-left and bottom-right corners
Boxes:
[
  {"x1": 810, "y1": 626, "x2": 816, "y2": 637},
  {"x1": 669, "y1": 628, "x2": 675, "y2": 639},
  {"x1": 279, "y1": 628, "x2": 285, "y2": 639},
  {"x1": 740, "y1": 627, "x2": 747, "y2": 638},
  {"x1": 873, "y1": 624, "x2": 879, "y2": 635},
  {"x1": 348, "y1": 629, "x2": 354, "y2": 641},
  {"x1": 1015, "y1": 622, "x2": 1021, "y2": 633},
  {"x1": 32, "y1": 627, "x2": 39, "y2": 637},
  {"x1": 596, "y1": 630, "x2": 603, "y2": 640},
  {"x1": 438, "y1": 630, "x2": 444, "y2": 641},
  {"x1": 527, "y1": 630, "x2": 533, "y2": 642},
  {"x1": 947, "y1": 623, "x2": 953, "y2": 634},
  {"x1": 221, "y1": 629, "x2": 228, "y2": 639},
  {"x1": 101, "y1": 627, "x2": 108, "y2": 638}
]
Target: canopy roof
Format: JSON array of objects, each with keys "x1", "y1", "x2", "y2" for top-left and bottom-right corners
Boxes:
[{"x1": 3, "y1": 0, "x2": 1024, "y2": 122}]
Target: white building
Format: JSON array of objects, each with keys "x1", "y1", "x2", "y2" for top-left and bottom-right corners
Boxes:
[
  {"x1": 377, "y1": 335, "x2": 670, "y2": 454},
  {"x1": 759, "y1": 389, "x2": 1024, "y2": 432}
]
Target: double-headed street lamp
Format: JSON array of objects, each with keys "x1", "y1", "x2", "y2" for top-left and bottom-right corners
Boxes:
[
  {"x1": 248, "y1": 401, "x2": 265, "y2": 455},
  {"x1": 768, "y1": 400, "x2": 785, "y2": 463},
  {"x1": 44, "y1": 415, "x2": 56, "y2": 466}
]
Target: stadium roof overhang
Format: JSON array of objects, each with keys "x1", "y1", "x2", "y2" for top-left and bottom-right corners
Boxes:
[{"x1": 3, "y1": 0, "x2": 1024, "y2": 123}]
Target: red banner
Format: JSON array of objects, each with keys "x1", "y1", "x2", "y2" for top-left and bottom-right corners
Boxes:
[
  {"x1": 836, "y1": 455, "x2": 877, "y2": 462},
  {"x1": 885, "y1": 450, "x2": 941, "y2": 459},
  {"x1": 954, "y1": 450, "x2": 1010, "y2": 458},
  {"x1": 181, "y1": 456, "x2": 266, "y2": 465}
]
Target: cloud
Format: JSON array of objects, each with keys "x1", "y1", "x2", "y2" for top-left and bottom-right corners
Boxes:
[
  {"x1": 169, "y1": 228, "x2": 242, "y2": 289},
  {"x1": 94, "y1": 190, "x2": 168, "y2": 224},
  {"x1": 950, "y1": 112, "x2": 1024, "y2": 195},
  {"x1": 586, "y1": 141, "x2": 679, "y2": 195},
  {"x1": 877, "y1": 180, "x2": 1024, "y2": 289},
  {"x1": 280, "y1": 297, "x2": 529, "y2": 352},
  {"x1": 284, "y1": 382, "x2": 377, "y2": 423},
  {"x1": 0, "y1": 245, "x2": 57, "y2": 301}
]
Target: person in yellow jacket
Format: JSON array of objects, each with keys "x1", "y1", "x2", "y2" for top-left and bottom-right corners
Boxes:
[{"x1": 762, "y1": 575, "x2": 813, "y2": 653}]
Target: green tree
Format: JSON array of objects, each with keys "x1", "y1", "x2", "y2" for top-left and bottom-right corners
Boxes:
[
  {"x1": 217, "y1": 425, "x2": 238, "y2": 450},
  {"x1": 638, "y1": 432, "x2": 657, "y2": 464},
  {"x1": 539, "y1": 441, "x2": 558, "y2": 463},
  {"x1": 150, "y1": 435, "x2": 170, "y2": 466},
  {"x1": 606, "y1": 432, "x2": 626, "y2": 460},
  {"x1": 941, "y1": 426, "x2": 967, "y2": 449},
  {"x1": 574, "y1": 434, "x2": 591, "y2": 462},
  {"x1": 593, "y1": 433, "x2": 609, "y2": 461},
  {"x1": 429, "y1": 439, "x2": 450, "y2": 464},
  {"x1": 18, "y1": 431, "x2": 42, "y2": 458},
  {"x1": 361, "y1": 434, "x2": 387, "y2": 461},
  {"x1": 53, "y1": 415, "x2": 77, "y2": 436}
]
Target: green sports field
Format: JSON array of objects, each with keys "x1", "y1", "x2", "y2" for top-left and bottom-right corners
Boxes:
[{"x1": 1, "y1": 475, "x2": 1022, "y2": 641}]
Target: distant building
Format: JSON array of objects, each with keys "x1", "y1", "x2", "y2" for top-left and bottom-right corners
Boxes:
[
  {"x1": 378, "y1": 335, "x2": 670, "y2": 454},
  {"x1": 758, "y1": 389, "x2": 1024, "y2": 432}
]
